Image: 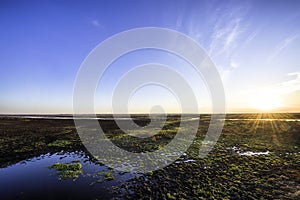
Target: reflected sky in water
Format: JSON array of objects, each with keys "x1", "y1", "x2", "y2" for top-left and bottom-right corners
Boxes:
[{"x1": 0, "y1": 151, "x2": 138, "y2": 200}]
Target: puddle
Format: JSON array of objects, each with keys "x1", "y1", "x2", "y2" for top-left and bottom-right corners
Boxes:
[
  {"x1": 227, "y1": 146, "x2": 271, "y2": 156},
  {"x1": 0, "y1": 151, "x2": 139, "y2": 199},
  {"x1": 239, "y1": 151, "x2": 270, "y2": 156},
  {"x1": 175, "y1": 159, "x2": 197, "y2": 164}
]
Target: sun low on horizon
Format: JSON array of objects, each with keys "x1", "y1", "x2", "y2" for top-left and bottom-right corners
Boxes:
[{"x1": 249, "y1": 94, "x2": 283, "y2": 112}]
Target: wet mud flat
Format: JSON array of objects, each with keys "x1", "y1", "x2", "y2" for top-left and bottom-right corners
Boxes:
[{"x1": 0, "y1": 113, "x2": 299, "y2": 199}]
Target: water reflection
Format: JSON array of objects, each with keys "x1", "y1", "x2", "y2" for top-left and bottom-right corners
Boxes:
[
  {"x1": 0, "y1": 151, "x2": 138, "y2": 200},
  {"x1": 227, "y1": 146, "x2": 271, "y2": 156}
]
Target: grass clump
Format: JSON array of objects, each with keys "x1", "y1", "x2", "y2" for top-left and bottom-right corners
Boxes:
[
  {"x1": 48, "y1": 162, "x2": 82, "y2": 180},
  {"x1": 104, "y1": 172, "x2": 115, "y2": 181},
  {"x1": 47, "y1": 140, "x2": 71, "y2": 147}
]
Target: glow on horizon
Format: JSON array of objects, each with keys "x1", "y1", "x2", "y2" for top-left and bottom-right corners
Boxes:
[{"x1": 249, "y1": 95, "x2": 282, "y2": 111}]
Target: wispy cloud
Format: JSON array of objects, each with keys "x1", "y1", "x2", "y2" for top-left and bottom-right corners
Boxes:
[
  {"x1": 90, "y1": 19, "x2": 103, "y2": 28},
  {"x1": 244, "y1": 29, "x2": 258, "y2": 44},
  {"x1": 175, "y1": 10, "x2": 184, "y2": 29},
  {"x1": 206, "y1": 9, "x2": 248, "y2": 81},
  {"x1": 267, "y1": 72, "x2": 300, "y2": 95},
  {"x1": 267, "y1": 33, "x2": 298, "y2": 62},
  {"x1": 249, "y1": 72, "x2": 300, "y2": 96},
  {"x1": 230, "y1": 59, "x2": 239, "y2": 68},
  {"x1": 185, "y1": 4, "x2": 251, "y2": 82},
  {"x1": 224, "y1": 19, "x2": 242, "y2": 52},
  {"x1": 208, "y1": 12, "x2": 245, "y2": 59},
  {"x1": 242, "y1": 27, "x2": 261, "y2": 48},
  {"x1": 186, "y1": 4, "x2": 248, "y2": 59}
]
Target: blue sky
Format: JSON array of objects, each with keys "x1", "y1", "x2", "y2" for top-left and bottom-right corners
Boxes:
[{"x1": 0, "y1": 0, "x2": 300, "y2": 113}]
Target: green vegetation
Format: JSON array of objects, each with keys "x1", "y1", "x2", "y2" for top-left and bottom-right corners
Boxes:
[
  {"x1": 48, "y1": 162, "x2": 82, "y2": 180},
  {"x1": 47, "y1": 139, "x2": 71, "y2": 147},
  {"x1": 0, "y1": 117, "x2": 83, "y2": 168},
  {"x1": 0, "y1": 113, "x2": 299, "y2": 199},
  {"x1": 111, "y1": 114, "x2": 300, "y2": 199},
  {"x1": 104, "y1": 172, "x2": 115, "y2": 181}
]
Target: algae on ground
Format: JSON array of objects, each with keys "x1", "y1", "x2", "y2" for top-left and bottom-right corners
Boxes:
[
  {"x1": 47, "y1": 140, "x2": 72, "y2": 147},
  {"x1": 49, "y1": 162, "x2": 82, "y2": 180},
  {"x1": 104, "y1": 172, "x2": 115, "y2": 181}
]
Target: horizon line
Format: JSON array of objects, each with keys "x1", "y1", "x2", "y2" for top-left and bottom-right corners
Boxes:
[{"x1": 1, "y1": 111, "x2": 300, "y2": 115}]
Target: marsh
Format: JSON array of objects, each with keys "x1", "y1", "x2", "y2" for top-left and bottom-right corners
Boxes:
[{"x1": 0, "y1": 113, "x2": 299, "y2": 199}]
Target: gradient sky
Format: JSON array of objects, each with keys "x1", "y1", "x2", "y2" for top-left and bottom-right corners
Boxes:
[{"x1": 0, "y1": 0, "x2": 300, "y2": 114}]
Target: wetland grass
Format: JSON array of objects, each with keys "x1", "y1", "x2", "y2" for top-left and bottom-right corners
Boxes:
[{"x1": 49, "y1": 162, "x2": 83, "y2": 180}]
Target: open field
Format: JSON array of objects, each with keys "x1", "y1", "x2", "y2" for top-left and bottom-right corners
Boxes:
[{"x1": 0, "y1": 113, "x2": 299, "y2": 199}]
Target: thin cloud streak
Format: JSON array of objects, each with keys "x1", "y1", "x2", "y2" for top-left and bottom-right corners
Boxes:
[
  {"x1": 267, "y1": 33, "x2": 298, "y2": 62},
  {"x1": 267, "y1": 72, "x2": 300, "y2": 95},
  {"x1": 91, "y1": 19, "x2": 103, "y2": 28},
  {"x1": 208, "y1": 15, "x2": 245, "y2": 82},
  {"x1": 249, "y1": 72, "x2": 300, "y2": 96},
  {"x1": 242, "y1": 27, "x2": 260, "y2": 47},
  {"x1": 208, "y1": 8, "x2": 247, "y2": 59}
]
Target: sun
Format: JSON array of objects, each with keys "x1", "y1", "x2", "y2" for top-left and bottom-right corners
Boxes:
[{"x1": 250, "y1": 94, "x2": 282, "y2": 111}]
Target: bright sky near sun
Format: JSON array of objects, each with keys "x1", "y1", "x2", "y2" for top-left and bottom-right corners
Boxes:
[{"x1": 0, "y1": 0, "x2": 300, "y2": 114}]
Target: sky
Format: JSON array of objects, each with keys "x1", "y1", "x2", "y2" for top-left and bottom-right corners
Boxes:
[{"x1": 0, "y1": 0, "x2": 300, "y2": 114}]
